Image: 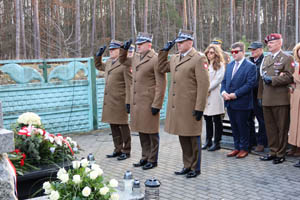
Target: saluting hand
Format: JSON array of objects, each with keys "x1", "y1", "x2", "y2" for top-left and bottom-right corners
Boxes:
[
  {"x1": 96, "y1": 45, "x2": 106, "y2": 57},
  {"x1": 161, "y1": 39, "x2": 176, "y2": 51},
  {"x1": 122, "y1": 39, "x2": 133, "y2": 50}
]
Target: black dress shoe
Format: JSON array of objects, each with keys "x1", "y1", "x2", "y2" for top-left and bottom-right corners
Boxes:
[
  {"x1": 117, "y1": 153, "x2": 130, "y2": 160},
  {"x1": 133, "y1": 159, "x2": 147, "y2": 167},
  {"x1": 106, "y1": 152, "x2": 121, "y2": 158},
  {"x1": 186, "y1": 170, "x2": 200, "y2": 178},
  {"x1": 273, "y1": 157, "x2": 285, "y2": 164},
  {"x1": 202, "y1": 141, "x2": 212, "y2": 150},
  {"x1": 174, "y1": 168, "x2": 191, "y2": 175},
  {"x1": 142, "y1": 162, "x2": 157, "y2": 170},
  {"x1": 208, "y1": 144, "x2": 221, "y2": 151},
  {"x1": 259, "y1": 154, "x2": 276, "y2": 161},
  {"x1": 294, "y1": 160, "x2": 300, "y2": 168}
]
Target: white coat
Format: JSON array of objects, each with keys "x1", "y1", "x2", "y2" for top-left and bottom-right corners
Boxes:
[{"x1": 204, "y1": 64, "x2": 225, "y2": 116}]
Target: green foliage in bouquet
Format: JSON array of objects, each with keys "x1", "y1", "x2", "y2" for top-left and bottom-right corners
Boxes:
[
  {"x1": 43, "y1": 160, "x2": 120, "y2": 200},
  {"x1": 9, "y1": 112, "x2": 80, "y2": 175}
]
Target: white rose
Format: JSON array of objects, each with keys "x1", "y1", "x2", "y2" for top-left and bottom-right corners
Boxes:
[
  {"x1": 54, "y1": 137, "x2": 62, "y2": 146},
  {"x1": 49, "y1": 136, "x2": 55, "y2": 143},
  {"x1": 43, "y1": 181, "x2": 52, "y2": 190},
  {"x1": 49, "y1": 190, "x2": 60, "y2": 200},
  {"x1": 80, "y1": 159, "x2": 89, "y2": 168},
  {"x1": 44, "y1": 188, "x2": 53, "y2": 195},
  {"x1": 73, "y1": 175, "x2": 81, "y2": 184},
  {"x1": 50, "y1": 147, "x2": 56, "y2": 153},
  {"x1": 82, "y1": 186, "x2": 91, "y2": 197},
  {"x1": 85, "y1": 167, "x2": 91, "y2": 173},
  {"x1": 109, "y1": 179, "x2": 118, "y2": 188},
  {"x1": 91, "y1": 164, "x2": 100, "y2": 170},
  {"x1": 72, "y1": 141, "x2": 77, "y2": 147},
  {"x1": 66, "y1": 137, "x2": 72, "y2": 142},
  {"x1": 100, "y1": 186, "x2": 109, "y2": 195},
  {"x1": 89, "y1": 170, "x2": 98, "y2": 180},
  {"x1": 57, "y1": 168, "x2": 67, "y2": 178},
  {"x1": 59, "y1": 173, "x2": 69, "y2": 183},
  {"x1": 110, "y1": 193, "x2": 120, "y2": 200},
  {"x1": 72, "y1": 161, "x2": 81, "y2": 169},
  {"x1": 95, "y1": 168, "x2": 103, "y2": 176}
]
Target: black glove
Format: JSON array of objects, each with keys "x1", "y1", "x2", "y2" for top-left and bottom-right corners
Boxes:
[
  {"x1": 262, "y1": 74, "x2": 272, "y2": 85},
  {"x1": 126, "y1": 104, "x2": 130, "y2": 114},
  {"x1": 96, "y1": 45, "x2": 106, "y2": 57},
  {"x1": 151, "y1": 107, "x2": 160, "y2": 115},
  {"x1": 161, "y1": 39, "x2": 176, "y2": 51},
  {"x1": 121, "y1": 39, "x2": 132, "y2": 50},
  {"x1": 193, "y1": 110, "x2": 203, "y2": 121}
]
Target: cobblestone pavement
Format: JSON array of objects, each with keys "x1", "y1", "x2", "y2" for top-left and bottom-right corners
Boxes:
[{"x1": 70, "y1": 125, "x2": 300, "y2": 200}]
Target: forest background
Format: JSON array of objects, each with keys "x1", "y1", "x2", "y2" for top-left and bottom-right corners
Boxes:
[{"x1": 1, "y1": 0, "x2": 300, "y2": 60}]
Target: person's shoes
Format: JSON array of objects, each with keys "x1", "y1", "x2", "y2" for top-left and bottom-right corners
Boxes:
[
  {"x1": 227, "y1": 150, "x2": 240, "y2": 157},
  {"x1": 133, "y1": 159, "x2": 147, "y2": 167},
  {"x1": 260, "y1": 154, "x2": 276, "y2": 161},
  {"x1": 254, "y1": 145, "x2": 264, "y2": 152},
  {"x1": 117, "y1": 153, "x2": 130, "y2": 160},
  {"x1": 174, "y1": 168, "x2": 191, "y2": 175},
  {"x1": 286, "y1": 146, "x2": 297, "y2": 156},
  {"x1": 186, "y1": 170, "x2": 200, "y2": 178},
  {"x1": 273, "y1": 157, "x2": 285, "y2": 164},
  {"x1": 106, "y1": 152, "x2": 121, "y2": 158},
  {"x1": 236, "y1": 150, "x2": 248, "y2": 159},
  {"x1": 294, "y1": 160, "x2": 300, "y2": 168},
  {"x1": 202, "y1": 141, "x2": 212, "y2": 150},
  {"x1": 208, "y1": 143, "x2": 221, "y2": 151},
  {"x1": 142, "y1": 162, "x2": 157, "y2": 170}
]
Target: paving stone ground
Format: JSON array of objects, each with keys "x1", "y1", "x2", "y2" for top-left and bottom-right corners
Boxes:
[{"x1": 70, "y1": 124, "x2": 300, "y2": 200}]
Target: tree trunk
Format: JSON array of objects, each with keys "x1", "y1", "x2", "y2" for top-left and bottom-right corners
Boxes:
[
  {"x1": 33, "y1": 0, "x2": 41, "y2": 58},
  {"x1": 183, "y1": 0, "x2": 187, "y2": 29},
  {"x1": 15, "y1": 0, "x2": 21, "y2": 59},
  {"x1": 154, "y1": 0, "x2": 161, "y2": 49},
  {"x1": 192, "y1": 0, "x2": 197, "y2": 48},
  {"x1": 75, "y1": 0, "x2": 81, "y2": 57},
  {"x1": 20, "y1": 0, "x2": 26, "y2": 58},
  {"x1": 131, "y1": 0, "x2": 137, "y2": 41},
  {"x1": 230, "y1": 0, "x2": 234, "y2": 44},
  {"x1": 242, "y1": 0, "x2": 246, "y2": 37},
  {"x1": 110, "y1": 0, "x2": 115, "y2": 39},
  {"x1": 277, "y1": 0, "x2": 281, "y2": 33},
  {"x1": 257, "y1": 0, "x2": 261, "y2": 41},
  {"x1": 282, "y1": 0, "x2": 287, "y2": 45},
  {"x1": 90, "y1": 0, "x2": 96, "y2": 55},
  {"x1": 144, "y1": 0, "x2": 148, "y2": 32},
  {"x1": 296, "y1": 0, "x2": 299, "y2": 44}
]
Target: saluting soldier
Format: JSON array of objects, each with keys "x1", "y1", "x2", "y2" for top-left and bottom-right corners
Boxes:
[
  {"x1": 94, "y1": 39, "x2": 132, "y2": 161},
  {"x1": 119, "y1": 32, "x2": 166, "y2": 170},
  {"x1": 258, "y1": 33, "x2": 294, "y2": 164},
  {"x1": 211, "y1": 38, "x2": 231, "y2": 66},
  {"x1": 158, "y1": 30, "x2": 209, "y2": 178}
]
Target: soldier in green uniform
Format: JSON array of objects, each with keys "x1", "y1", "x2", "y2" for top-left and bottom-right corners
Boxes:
[{"x1": 258, "y1": 33, "x2": 294, "y2": 164}]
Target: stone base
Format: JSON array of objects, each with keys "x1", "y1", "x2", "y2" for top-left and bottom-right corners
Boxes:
[
  {"x1": 17, "y1": 162, "x2": 71, "y2": 200},
  {"x1": 0, "y1": 129, "x2": 14, "y2": 154}
]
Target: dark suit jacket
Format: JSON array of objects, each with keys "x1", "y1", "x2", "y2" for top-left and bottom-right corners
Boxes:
[{"x1": 221, "y1": 59, "x2": 257, "y2": 110}]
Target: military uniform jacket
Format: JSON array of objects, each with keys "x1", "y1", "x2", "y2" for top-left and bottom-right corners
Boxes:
[
  {"x1": 94, "y1": 55, "x2": 131, "y2": 124},
  {"x1": 158, "y1": 48, "x2": 210, "y2": 136},
  {"x1": 119, "y1": 48, "x2": 166, "y2": 134},
  {"x1": 258, "y1": 51, "x2": 294, "y2": 106}
]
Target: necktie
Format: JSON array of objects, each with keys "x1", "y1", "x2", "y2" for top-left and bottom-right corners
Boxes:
[
  {"x1": 232, "y1": 61, "x2": 239, "y2": 79},
  {"x1": 180, "y1": 54, "x2": 184, "y2": 61}
]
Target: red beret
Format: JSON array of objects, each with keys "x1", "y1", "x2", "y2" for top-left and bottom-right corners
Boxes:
[{"x1": 264, "y1": 33, "x2": 282, "y2": 44}]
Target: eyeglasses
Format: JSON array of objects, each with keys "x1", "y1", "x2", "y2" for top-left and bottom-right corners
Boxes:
[
  {"x1": 208, "y1": 51, "x2": 215, "y2": 55},
  {"x1": 231, "y1": 50, "x2": 242, "y2": 54}
]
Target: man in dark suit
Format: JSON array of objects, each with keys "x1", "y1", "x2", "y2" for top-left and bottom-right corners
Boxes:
[
  {"x1": 221, "y1": 42, "x2": 257, "y2": 158},
  {"x1": 247, "y1": 41, "x2": 267, "y2": 152}
]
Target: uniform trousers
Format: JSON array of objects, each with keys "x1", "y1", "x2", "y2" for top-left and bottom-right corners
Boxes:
[
  {"x1": 263, "y1": 105, "x2": 290, "y2": 158},
  {"x1": 179, "y1": 136, "x2": 202, "y2": 172},
  {"x1": 110, "y1": 124, "x2": 131, "y2": 154},
  {"x1": 139, "y1": 132, "x2": 159, "y2": 163}
]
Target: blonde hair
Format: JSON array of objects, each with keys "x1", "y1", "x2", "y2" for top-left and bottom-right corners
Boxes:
[
  {"x1": 293, "y1": 43, "x2": 300, "y2": 62},
  {"x1": 204, "y1": 44, "x2": 225, "y2": 71}
]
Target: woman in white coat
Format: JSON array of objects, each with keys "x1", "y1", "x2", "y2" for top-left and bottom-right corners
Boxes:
[{"x1": 202, "y1": 44, "x2": 225, "y2": 151}]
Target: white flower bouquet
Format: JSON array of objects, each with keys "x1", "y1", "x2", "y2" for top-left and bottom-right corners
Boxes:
[{"x1": 43, "y1": 160, "x2": 119, "y2": 200}]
